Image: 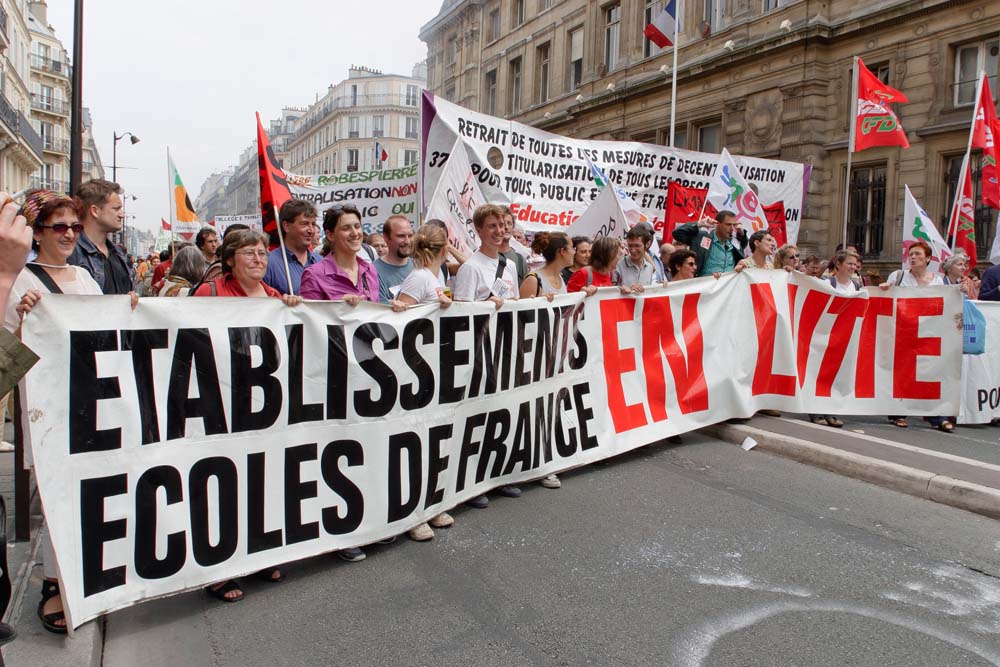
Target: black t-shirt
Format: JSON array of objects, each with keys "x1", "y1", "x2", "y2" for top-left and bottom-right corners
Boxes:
[{"x1": 101, "y1": 247, "x2": 132, "y2": 295}]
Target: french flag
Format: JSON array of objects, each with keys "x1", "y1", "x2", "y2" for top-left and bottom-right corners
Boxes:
[
  {"x1": 644, "y1": 0, "x2": 677, "y2": 48},
  {"x1": 375, "y1": 140, "x2": 388, "y2": 163}
]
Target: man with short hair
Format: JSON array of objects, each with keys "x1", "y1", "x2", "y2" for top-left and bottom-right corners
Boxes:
[
  {"x1": 375, "y1": 214, "x2": 414, "y2": 303},
  {"x1": 68, "y1": 179, "x2": 134, "y2": 294},
  {"x1": 453, "y1": 204, "x2": 522, "y2": 506},
  {"x1": 195, "y1": 228, "x2": 220, "y2": 266},
  {"x1": 671, "y1": 211, "x2": 748, "y2": 277},
  {"x1": 616, "y1": 227, "x2": 657, "y2": 287},
  {"x1": 263, "y1": 199, "x2": 322, "y2": 295},
  {"x1": 659, "y1": 242, "x2": 676, "y2": 282},
  {"x1": 500, "y1": 207, "x2": 528, "y2": 284}
]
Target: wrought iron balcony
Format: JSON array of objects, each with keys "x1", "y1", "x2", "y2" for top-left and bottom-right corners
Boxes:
[
  {"x1": 29, "y1": 176, "x2": 70, "y2": 193},
  {"x1": 30, "y1": 54, "x2": 71, "y2": 78},
  {"x1": 43, "y1": 137, "x2": 70, "y2": 154},
  {"x1": 30, "y1": 94, "x2": 68, "y2": 116}
]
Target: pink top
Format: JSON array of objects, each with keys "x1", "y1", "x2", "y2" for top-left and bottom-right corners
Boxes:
[{"x1": 300, "y1": 254, "x2": 379, "y2": 302}]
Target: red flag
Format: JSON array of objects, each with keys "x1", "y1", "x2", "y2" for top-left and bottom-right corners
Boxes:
[
  {"x1": 256, "y1": 112, "x2": 292, "y2": 248},
  {"x1": 948, "y1": 156, "x2": 978, "y2": 271},
  {"x1": 854, "y1": 58, "x2": 910, "y2": 152},
  {"x1": 161, "y1": 218, "x2": 170, "y2": 231},
  {"x1": 662, "y1": 181, "x2": 787, "y2": 247},
  {"x1": 762, "y1": 202, "x2": 788, "y2": 248},
  {"x1": 972, "y1": 74, "x2": 1000, "y2": 209}
]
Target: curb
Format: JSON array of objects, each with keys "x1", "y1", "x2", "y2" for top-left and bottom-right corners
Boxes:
[{"x1": 703, "y1": 422, "x2": 1000, "y2": 520}]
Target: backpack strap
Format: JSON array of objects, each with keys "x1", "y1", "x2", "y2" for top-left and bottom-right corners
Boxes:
[
  {"x1": 524, "y1": 272, "x2": 541, "y2": 296},
  {"x1": 26, "y1": 263, "x2": 63, "y2": 294},
  {"x1": 895, "y1": 270, "x2": 905, "y2": 287}
]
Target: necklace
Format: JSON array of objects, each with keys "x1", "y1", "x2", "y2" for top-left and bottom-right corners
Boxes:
[{"x1": 29, "y1": 261, "x2": 70, "y2": 269}]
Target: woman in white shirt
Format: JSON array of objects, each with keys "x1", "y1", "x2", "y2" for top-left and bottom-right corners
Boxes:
[
  {"x1": 519, "y1": 231, "x2": 573, "y2": 299},
  {"x1": 3, "y1": 190, "x2": 102, "y2": 634},
  {"x1": 390, "y1": 225, "x2": 455, "y2": 540}
]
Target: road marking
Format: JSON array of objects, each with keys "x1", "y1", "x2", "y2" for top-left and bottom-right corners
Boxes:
[{"x1": 775, "y1": 417, "x2": 1000, "y2": 473}]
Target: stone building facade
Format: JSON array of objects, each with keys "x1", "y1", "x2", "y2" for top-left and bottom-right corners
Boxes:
[
  {"x1": 286, "y1": 64, "x2": 426, "y2": 175},
  {"x1": 0, "y1": 0, "x2": 44, "y2": 193},
  {"x1": 26, "y1": 0, "x2": 69, "y2": 192},
  {"x1": 420, "y1": 0, "x2": 1000, "y2": 269}
]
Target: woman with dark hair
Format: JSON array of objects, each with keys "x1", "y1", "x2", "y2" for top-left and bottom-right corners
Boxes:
[
  {"x1": 738, "y1": 230, "x2": 775, "y2": 269},
  {"x1": 158, "y1": 245, "x2": 202, "y2": 296},
  {"x1": 301, "y1": 204, "x2": 378, "y2": 304},
  {"x1": 561, "y1": 236, "x2": 592, "y2": 284},
  {"x1": 566, "y1": 237, "x2": 620, "y2": 295},
  {"x1": 192, "y1": 229, "x2": 301, "y2": 602},
  {"x1": 668, "y1": 249, "x2": 699, "y2": 281},
  {"x1": 3, "y1": 191, "x2": 107, "y2": 633},
  {"x1": 520, "y1": 232, "x2": 573, "y2": 299}
]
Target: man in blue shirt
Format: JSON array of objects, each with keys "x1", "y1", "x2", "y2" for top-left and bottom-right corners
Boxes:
[
  {"x1": 263, "y1": 199, "x2": 321, "y2": 295},
  {"x1": 375, "y1": 214, "x2": 414, "y2": 303},
  {"x1": 671, "y1": 210, "x2": 748, "y2": 277}
]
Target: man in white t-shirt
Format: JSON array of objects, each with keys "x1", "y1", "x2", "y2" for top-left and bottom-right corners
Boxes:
[
  {"x1": 829, "y1": 249, "x2": 862, "y2": 294},
  {"x1": 452, "y1": 204, "x2": 521, "y2": 507}
]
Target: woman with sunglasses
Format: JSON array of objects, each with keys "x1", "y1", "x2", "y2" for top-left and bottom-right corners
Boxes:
[
  {"x1": 2, "y1": 190, "x2": 102, "y2": 634},
  {"x1": 301, "y1": 204, "x2": 379, "y2": 305}
]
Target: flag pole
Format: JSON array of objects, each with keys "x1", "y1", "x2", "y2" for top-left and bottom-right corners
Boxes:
[
  {"x1": 841, "y1": 56, "x2": 859, "y2": 250},
  {"x1": 417, "y1": 92, "x2": 424, "y2": 224},
  {"x1": 668, "y1": 1, "x2": 680, "y2": 147},
  {"x1": 166, "y1": 147, "x2": 176, "y2": 259},
  {"x1": 947, "y1": 70, "x2": 984, "y2": 250},
  {"x1": 272, "y1": 202, "x2": 294, "y2": 295}
]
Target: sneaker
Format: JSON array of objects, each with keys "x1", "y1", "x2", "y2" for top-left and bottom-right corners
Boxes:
[
  {"x1": 429, "y1": 512, "x2": 454, "y2": 528},
  {"x1": 466, "y1": 495, "x2": 489, "y2": 509},
  {"x1": 377, "y1": 535, "x2": 397, "y2": 545},
  {"x1": 499, "y1": 485, "x2": 522, "y2": 498},
  {"x1": 408, "y1": 523, "x2": 434, "y2": 541},
  {"x1": 336, "y1": 547, "x2": 366, "y2": 562},
  {"x1": 0, "y1": 441, "x2": 13, "y2": 452},
  {"x1": 540, "y1": 474, "x2": 561, "y2": 489}
]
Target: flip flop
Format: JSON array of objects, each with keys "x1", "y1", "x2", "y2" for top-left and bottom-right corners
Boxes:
[{"x1": 205, "y1": 579, "x2": 244, "y2": 603}]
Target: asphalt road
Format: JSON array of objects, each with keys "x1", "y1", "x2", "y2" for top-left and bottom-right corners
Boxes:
[{"x1": 102, "y1": 433, "x2": 1000, "y2": 667}]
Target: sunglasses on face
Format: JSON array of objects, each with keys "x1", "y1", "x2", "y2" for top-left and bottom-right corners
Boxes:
[
  {"x1": 39, "y1": 222, "x2": 84, "y2": 234},
  {"x1": 330, "y1": 204, "x2": 361, "y2": 215}
]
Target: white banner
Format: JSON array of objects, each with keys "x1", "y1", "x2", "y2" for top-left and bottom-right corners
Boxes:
[
  {"x1": 22, "y1": 271, "x2": 960, "y2": 627},
  {"x1": 960, "y1": 300, "x2": 1000, "y2": 424},
  {"x1": 214, "y1": 214, "x2": 263, "y2": 235},
  {"x1": 422, "y1": 93, "x2": 809, "y2": 243},
  {"x1": 285, "y1": 164, "x2": 418, "y2": 235},
  {"x1": 424, "y1": 138, "x2": 484, "y2": 256}
]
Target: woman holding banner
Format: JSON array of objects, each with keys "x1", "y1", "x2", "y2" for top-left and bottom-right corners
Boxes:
[
  {"x1": 566, "y1": 237, "x2": 620, "y2": 295},
  {"x1": 390, "y1": 225, "x2": 457, "y2": 540},
  {"x1": 943, "y1": 252, "x2": 978, "y2": 300},
  {"x1": 3, "y1": 191, "x2": 105, "y2": 633},
  {"x1": 520, "y1": 232, "x2": 573, "y2": 299},
  {"x1": 880, "y1": 241, "x2": 953, "y2": 432},
  {"x1": 192, "y1": 229, "x2": 301, "y2": 600},
  {"x1": 301, "y1": 205, "x2": 379, "y2": 304}
]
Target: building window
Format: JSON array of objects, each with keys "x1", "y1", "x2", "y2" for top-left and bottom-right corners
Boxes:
[
  {"x1": 484, "y1": 69, "x2": 498, "y2": 116},
  {"x1": 568, "y1": 28, "x2": 584, "y2": 91},
  {"x1": 539, "y1": 0, "x2": 552, "y2": 10},
  {"x1": 513, "y1": 0, "x2": 525, "y2": 27},
  {"x1": 405, "y1": 84, "x2": 419, "y2": 106},
  {"x1": 447, "y1": 37, "x2": 457, "y2": 65},
  {"x1": 536, "y1": 43, "x2": 550, "y2": 104},
  {"x1": 445, "y1": 82, "x2": 456, "y2": 102},
  {"x1": 673, "y1": 129, "x2": 688, "y2": 149},
  {"x1": 404, "y1": 149, "x2": 418, "y2": 166},
  {"x1": 351, "y1": 84, "x2": 358, "y2": 106},
  {"x1": 696, "y1": 122, "x2": 721, "y2": 153},
  {"x1": 348, "y1": 117, "x2": 360, "y2": 138},
  {"x1": 944, "y1": 152, "x2": 994, "y2": 256},
  {"x1": 704, "y1": 0, "x2": 725, "y2": 33},
  {"x1": 406, "y1": 117, "x2": 419, "y2": 140},
  {"x1": 373, "y1": 115, "x2": 384, "y2": 138},
  {"x1": 605, "y1": 4, "x2": 621, "y2": 72},
  {"x1": 954, "y1": 39, "x2": 999, "y2": 107},
  {"x1": 763, "y1": 0, "x2": 782, "y2": 10},
  {"x1": 488, "y1": 9, "x2": 501, "y2": 42},
  {"x1": 347, "y1": 149, "x2": 359, "y2": 172},
  {"x1": 846, "y1": 164, "x2": 887, "y2": 258},
  {"x1": 644, "y1": 0, "x2": 665, "y2": 59},
  {"x1": 509, "y1": 57, "x2": 522, "y2": 114}
]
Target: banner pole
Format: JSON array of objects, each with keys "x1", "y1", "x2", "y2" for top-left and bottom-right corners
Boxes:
[
  {"x1": 417, "y1": 93, "x2": 424, "y2": 224},
  {"x1": 841, "y1": 56, "x2": 859, "y2": 250},
  {"x1": 669, "y1": 2, "x2": 680, "y2": 147},
  {"x1": 947, "y1": 70, "x2": 983, "y2": 249},
  {"x1": 167, "y1": 147, "x2": 176, "y2": 259},
  {"x1": 272, "y1": 202, "x2": 294, "y2": 295}
]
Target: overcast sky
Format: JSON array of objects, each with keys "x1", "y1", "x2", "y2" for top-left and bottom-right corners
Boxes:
[{"x1": 46, "y1": 1, "x2": 437, "y2": 233}]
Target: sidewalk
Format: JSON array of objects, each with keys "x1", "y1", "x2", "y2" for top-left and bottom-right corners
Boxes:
[
  {"x1": 1, "y1": 421, "x2": 102, "y2": 667},
  {"x1": 705, "y1": 414, "x2": 1000, "y2": 520}
]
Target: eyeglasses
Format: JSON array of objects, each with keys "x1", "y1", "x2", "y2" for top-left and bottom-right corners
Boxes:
[
  {"x1": 330, "y1": 204, "x2": 361, "y2": 215},
  {"x1": 235, "y1": 250, "x2": 269, "y2": 259},
  {"x1": 789, "y1": 254, "x2": 800, "y2": 260},
  {"x1": 39, "y1": 222, "x2": 83, "y2": 234}
]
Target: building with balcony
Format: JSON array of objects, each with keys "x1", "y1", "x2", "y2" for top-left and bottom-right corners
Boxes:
[
  {"x1": 27, "y1": 0, "x2": 70, "y2": 193},
  {"x1": 286, "y1": 64, "x2": 426, "y2": 175},
  {"x1": 194, "y1": 168, "x2": 234, "y2": 222},
  {"x1": 224, "y1": 143, "x2": 261, "y2": 217},
  {"x1": 269, "y1": 106, "x2": 306, "y2": 170},
  {"x1": 420, "y1": 0, "x2": 1000, "y2": 270},
  {"x1": 0, "y1": 0, "x2": 44, "y2": 193},
  {"x1": 81, "y1": 107, "x2": 105, "y2": 182}
]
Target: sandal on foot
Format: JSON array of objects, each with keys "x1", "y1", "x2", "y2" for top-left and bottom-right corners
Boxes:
[
  {"x1": 38, "y1": 579, "x2": 67, "y2": 634},
  {"x1": 205, "y1": 579, "x2": 244, "y2": 603},
  {"x1": 892, "y1": 418, "x2": 908, "y2": 428},
  {"x1": 255, "y1": 568, "x2": 284, "y2": 583},
  {"x1": 939, "y1": 421, "x2": 955, "y2": 433}
]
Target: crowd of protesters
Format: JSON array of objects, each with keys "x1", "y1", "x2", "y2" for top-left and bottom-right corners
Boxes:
[{"x1": 0, "y1": 183, "x2": 993, "y2": 633}]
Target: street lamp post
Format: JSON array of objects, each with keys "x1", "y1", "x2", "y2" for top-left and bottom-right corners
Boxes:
[{"x1": 112, "y1": 131, "x2": 140, "y2": 183}]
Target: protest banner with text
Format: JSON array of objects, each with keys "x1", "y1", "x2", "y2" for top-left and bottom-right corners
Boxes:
[
  {"x1": 22, "y1": 271, "x2": 960, "y2": 627},
  {"x1": 422, "y1": 93, "x2": 809, "y2": 243}
]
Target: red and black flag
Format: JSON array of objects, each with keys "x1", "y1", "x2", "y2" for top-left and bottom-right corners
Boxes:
[{"x1": 256, "y1": 112, "x2": 292, "y2": 248}]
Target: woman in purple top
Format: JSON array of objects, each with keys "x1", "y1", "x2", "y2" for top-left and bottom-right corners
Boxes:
[{"x1": 300, "y1": 204, "x2": 379, "y2": 304}]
